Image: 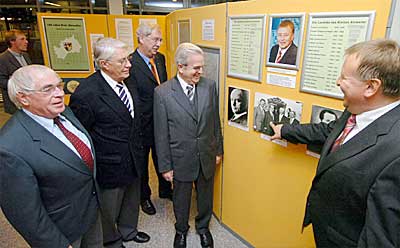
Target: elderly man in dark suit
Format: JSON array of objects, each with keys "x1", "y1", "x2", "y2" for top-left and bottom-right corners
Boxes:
[
  {"x1": 154, "y1": 43, "x2": 223, "y2": 248},
  {"x1": 0, "y1": 29, "x2": 32, "y2": 114},
  {"x1": 268, "y1": 20, "x2": 298, "y2": 66},
  {"x1": 270, "y1": 39, "x2": 400, "y2": 247},
  {"x1": 70, "y1": 38, "x2": 149, "y2": 248},
  {"x1": 127, "y1": 22, "x2": 172, "y2": 216},
  {"x1": 0, "y1": 65, "x2": 101, "y2": 248}
]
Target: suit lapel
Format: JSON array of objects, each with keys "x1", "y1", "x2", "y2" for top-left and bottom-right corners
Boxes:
[
  {"x1": 196, "y1": 78, "x2": 207, "y2": 123},
  {"x1": 23, "y1": 53, "x2": 32, "y2": 65},
  {"x1": 133, "y1": 50, "x2": 158, "y2": 85},
  {"x1": 6, "y1": 50, "x2": 22, "y2": 68},
  {"x1": 316, "y1": 106, "x2": 400, "y2": 178},
  {"x1": 16, "y1": 111, "x2": 91, "y2": 175},
  {"x1": 96, "y1": 72, "x2": 132, "y2": 124},
  {"x1": 171, "y1": 77, "x2": 197, "y2": 120}
]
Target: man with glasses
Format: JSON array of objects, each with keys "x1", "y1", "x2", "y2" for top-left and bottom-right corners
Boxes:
[
  {"x1": 70, "y1": 38, "x2": 149, "y2": 248},
  {"x1": 0, "y1": 29, "x2": 32, "y2": 114},
  {"x1": 0, "y1": 65, "x2": 102, "y2": 248},
  {"x1": 154, "y1": 43, "x2": 223, "y2": 248},
  {"x1": 127, "y1": 22, "x2": 172, "y2": 216}
]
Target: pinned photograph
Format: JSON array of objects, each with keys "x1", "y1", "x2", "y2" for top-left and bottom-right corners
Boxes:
[{"x1": 228, "y1": 86, "x2": 249, "y2": 131}]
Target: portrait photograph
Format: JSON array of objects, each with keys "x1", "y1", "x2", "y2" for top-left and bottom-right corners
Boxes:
[
  {"x1": 228, "y1": 86, "x2": 250, "y2": 131},
  {"x1": 307, "y1": 105, "x2": 344, "y2": 156},
  {"x1": 254, "y1": 92, "x2": 303, "y2": 136},
  {"x1": 266, "y1": 13, "x2": 305, "y2": 70}
]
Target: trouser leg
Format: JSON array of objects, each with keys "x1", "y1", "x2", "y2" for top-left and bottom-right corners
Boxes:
[
  {"x1": 140, "y1": 145, "x2": 151, "y2": 201},
  {"x1": 195, "y1": 171, "x2": 214, "y2": 234},
  {"x1": 173, "y1": 179, "x2": 193, "y2": 234}
]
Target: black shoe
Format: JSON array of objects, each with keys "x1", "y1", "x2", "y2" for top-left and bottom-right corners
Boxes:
[
  {"x1": 123, "y1": 231, "x2": 150, "y2": 243},
  {"x1": 174, "y1": 233, "x2": 187, "y2": 248},
  {"x1": 141, "y1": 199, "x2": 156, "y2": 215},
  {"x1": 199, "y1": 231, "x2": 214, "y2": 248},
  {"x1": 159, "y1": 191, "x2": 173, "y2": 201}
]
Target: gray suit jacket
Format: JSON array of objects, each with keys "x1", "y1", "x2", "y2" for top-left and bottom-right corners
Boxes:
[
  {"x1": 154, "y1": 77, "x2": 223, "y2": 181},
  {"x1": 0, "y1": 49, "x2": 32, "y2": 113},
  {"x1": 282, "y1": 106, "x2": 400, "y2": 247},
  {"x1": 0, "y1": 107, "x2": 98, "y2": 248}
]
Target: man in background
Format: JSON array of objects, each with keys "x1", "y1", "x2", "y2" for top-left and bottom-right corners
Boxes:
[
  {"x1": 268, "y1": 20, "x2": 298, "y2": 65},
  {"x1": 70, "y1": 38, "x2": 149, "y2": 248},
  {"x1": 0, "y1": 65, "x2": 101, "y2": 248},
  {"x1": 253, "y1": 98, "x2": 266, "y2": 131},
  {"x1": 0, "y1": 29, "x2": 32, "y2": 114},
  {"x1": 154, "y1": 43, "x2": 223, "y2": 248},
  {"x1": 127, "y1": 23, "x2": 172, "y2": 216},
  {"x1": 270, "y1": 39, "x2": 400, "y2": 247},
  {"x1": 229, "y1": 88, "x2": 248, "y2": 126}
]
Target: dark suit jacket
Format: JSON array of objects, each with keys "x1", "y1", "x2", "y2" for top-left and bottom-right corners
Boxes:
[
  {"x1": 0, "y1": 108, "x2": 98, "y2": 248},
  {"x1": 154, "y1": 77, "x2": 223, "y2": 181},
  {"x1": 282, "y1": 106, "x2": 400, "y2": 247},
  {"x1": 70, "y1": 71, "x2": 143, "y2": 188},
  {"x1": 262, "y1": 111, "x2": 275, "y2": 136},
  {"x1": 253, "y1": 106, "x2": 265, "y2": 131},
  {"x1": 127, "y1": 50, "x2": 167, "y2": 146},
  {"x1": 268, "y1": 43, "x2": 297, "y2": 65},
  {"x1": 0, "y1": 49, "x2": 32, "y2": 113}
]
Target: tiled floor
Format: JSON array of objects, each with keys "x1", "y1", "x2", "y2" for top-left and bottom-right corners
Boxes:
[{"x1": 0, "y1": 104, "x2": 250, "y2": 248}]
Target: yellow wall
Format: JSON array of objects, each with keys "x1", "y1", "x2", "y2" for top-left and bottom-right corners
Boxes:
[
  {"x1": 167, "y1": 0, "x2": 392, "y2": 247},
  {"x1": 166, "y1": 3, "x2": 228, "y2": 219}
]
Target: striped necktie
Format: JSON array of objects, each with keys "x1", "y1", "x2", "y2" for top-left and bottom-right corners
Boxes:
[
  {"x1": 116, "y1": 83, "x2": 133, "y2": 113},
  {"x1": 54, "y1": 117, "x2": 94, "y2": 171},
  {"x1": 149, "y1": 58, "x2": 160, "y2": 84},
  {"x1": 330, "y1": 114, "x2": 356, "y2": 152},
  {"x1": 276, "y1": 50, "x2": 283, "y2": 63},
  {"x1": 186, "y1": 85, "x2": 194, "y2": 101}
]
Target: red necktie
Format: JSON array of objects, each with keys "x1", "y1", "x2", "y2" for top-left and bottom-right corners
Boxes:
[
  {"x1": 276, "y1": 50, "x2": 283, "y2": 63},
  {"x1": 149, "y1": 58, "x2": 160, "y2": 85},
  {"x1": 331, "y1": 114, "x2": 356, "y2": 152},
  {"x1": 54, "y1": 117, "x2": 94, "y2": 171}
]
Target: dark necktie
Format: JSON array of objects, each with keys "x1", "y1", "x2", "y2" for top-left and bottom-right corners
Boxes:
[
  {"x1": 54, "y1": 117, "x2": 94, "y2": 171},
  {"x1": 116, "y1": 83, "x2": 133, "y2": 113},
  {"x1": 331, "y1": 114, "x2": 356, "y2": 152},
  {"x1": 186, "y1": 85, "x2": 194, "y2": 101},
  {"x1": 149, "y1": 58, "x2": 160, "y2": 84},
  {"x1": 276, "y1": 50, "x2": 283, "y2": 63}
]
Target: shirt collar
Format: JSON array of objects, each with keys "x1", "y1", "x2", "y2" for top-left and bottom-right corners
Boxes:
[
  {"x1": 177, "y1": 74, "x2": 195, "y2": 92},
  {"x1": 22, "y1": 108, "x2": 63, "y2": 131},
  {"x1": 278, "y1": 43, "x2": 292, "y2": 55},
  {"x1": 100, "y1": 70, "x2": 121, "y2": 89},
  {"x1": 8, "y1": 48, "x2": 23, "y2": 57},
  {"x1": 355, "y1": 100, "x2": 400, "y2": 131},
  {"x1": 231, "y1": 112, "x2": 247, "y2": 121},
  {"x1": 137, "y1": 49, "x2": 151, "y2": 66}
]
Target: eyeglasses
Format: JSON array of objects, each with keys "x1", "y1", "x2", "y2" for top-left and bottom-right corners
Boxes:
[
  {"x1": 146, "y1": 35, "x2": 163, "y2": 44},
  {"x1": 24, "y1": 81, "x2": 65, "y2": 95},
  {"x1": 107, "y1": 55, "x2": 132, "y2": 66},
  {"x1": 183, "y1": 64, "x2": 204, "y2": 72}
]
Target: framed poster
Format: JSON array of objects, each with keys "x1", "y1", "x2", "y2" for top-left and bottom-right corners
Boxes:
[
  {"x1": 228, "y1": 15, "x2": 266, "y2": 82},
  {"x1": 387, "y1": 0, "x2": 400, "y2": 44},
  {"x1": 197, "y1": 45, "x2": 221, "y2": 95},
  {"x1": 266, "y1": 13, "x2": 305, "y2": 70},
  {"x1": 42, "y1": 16, "x2": 90, "y2": 72},
  {"x1": 300, "y1": 11, "x2": 375, "y2": 98},
  {"x1": 178, "y1": 19, "x2": 191, "y2": 44}
]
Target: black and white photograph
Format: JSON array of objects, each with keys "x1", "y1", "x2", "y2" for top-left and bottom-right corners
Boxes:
[
  {"x1": 307, "y1": 105, "x2": 343, "y2": 157},
  {"x1": 228, "y1": 86, "x2": 249, "y2": 131},
  {"x1": 266, "y1": 14, "x2": 305, "y2": 69},
  {"x1": 254, "y1": 92, "x2": 303, "y2": 137}
]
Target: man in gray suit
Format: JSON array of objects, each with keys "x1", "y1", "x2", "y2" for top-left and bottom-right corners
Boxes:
[
  {"x1": 270, "y1": 39, "x2": 400, "y2": 247},
  {"x1": 0, "y1": 65, "x2": 102, "y2": 248},
  {"x1": 154, "y1": 43, "x2": 223, "y2": 248},
  {"x1": 0, "y1": 29, "x2": 32, "y2": 114}
]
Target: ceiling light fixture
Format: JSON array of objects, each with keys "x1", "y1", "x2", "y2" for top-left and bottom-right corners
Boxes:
[{"x1": 44, "y1": 1, "x2": 61, "y2": 7}]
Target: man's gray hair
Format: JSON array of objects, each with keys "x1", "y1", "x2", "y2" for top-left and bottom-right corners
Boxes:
[
  {"x1": 174, "y1": 43, "x2": 203, "y2": 66},
  {"x1": 93, "y1": 37, "x2": 128, "y2": 68},
  {"x1": 8, "y1": 65, "x2": 60, "y2": 108},
  {"x1": 136, "y1": 23, "x2": 161, "y2": 43}
]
